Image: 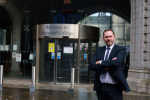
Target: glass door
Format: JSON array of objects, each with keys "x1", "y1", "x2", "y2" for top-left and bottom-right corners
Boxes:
[
  {"x1": 39, "y1": 39, "x2": 55, "y2": 83},
  {"x1": 57, "y1": 39, "x2": 77, "y2": 83},
  {"x1": 39, "y1": 39, "x2": 77, "y2": 83},
  {"x1": 79, "y1": 40, "x2": 91, "y2": 83}
]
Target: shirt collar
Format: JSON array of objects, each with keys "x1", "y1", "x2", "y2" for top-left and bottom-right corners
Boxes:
[{"x1": 106, "y1": 44, "x2": 115, "y2": 50}]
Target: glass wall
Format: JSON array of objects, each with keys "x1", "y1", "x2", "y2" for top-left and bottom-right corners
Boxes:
[
  {"x1": 78, "y1": 12, "x2": 130, "y2": 47},
  {"x1": 79, "y1": 40, "x2": 91, "y2": 83}
]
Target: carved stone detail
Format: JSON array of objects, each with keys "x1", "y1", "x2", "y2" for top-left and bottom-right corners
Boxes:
[
  {"x1": 144, "y1": 38, "x2": 147, "y2": 43},
  {"x1": 144, "y1": 5, "x2": 148, "y2": 10},
  {"x1": 144, "y1": 22, "x2": 147, "y2": 26},
  {"x1": 144, "y1": 29, "x2": 147, "y2": 33},
  {"x1": 143, "y1": 56, "x2": 147, "y2": 61},
  {"x1": 143, "y1": 48, "x2": 147, "y2": 52},
  {"x1": 143, "y1": 64, "x2": 147, "y2": 69},
  {"x1": 144, "y1": 14, "x2": 147, "y2": 18}
]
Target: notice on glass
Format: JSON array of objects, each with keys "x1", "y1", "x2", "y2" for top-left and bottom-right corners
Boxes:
[
  {"x1": 57, "y1": 52, "x2": 61, "y2": 59},
  {"x1": 0, "y1": 45, "x2": 4, "y2": 51},
  {"x1": 16, "y1": 53, "x2": 21, "y2": 62},
  {"x1": 48, "y1": 43, "x2": 55, "y2": 52},
  {"x1": 84, "y1": 54, "x2": 87, "y2": 59},
  {"x1": 63, "y1": 47, "x2": 73, "y2": 54},
  {"x1": 13, "y1": 45, "x2": 17, "y2": 51},
  {"x1": 51, "y1": 52, "x2": 55, "y2": 59},
  {"x1": 12, "y1": 52, "x2": 16, "y2": 58},
  {"x1": 29, "y1": 53, "x2": 33, "y2": 60},
  {"x1": 5, "y1": 45, "x2": 9, "y2": 51}
]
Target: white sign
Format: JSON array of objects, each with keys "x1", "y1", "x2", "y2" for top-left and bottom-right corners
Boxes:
[
  {"x1": 5, "y1": 45, "x2": 9, "y2": 51},
  {"x1": 51, "y1": 52, "x2": 55, "y2": 59},
  {"x1": 13, "y1": 45, "x2": 17, "y2": 50},
  {"x1": 12, "y1": 52, "x2": 16, "y2": 58},
  {"x1": 57, "y1": 52, "x2": 61, "y2": 59},
  {"x1": 29, "y1": 53, "x2": 33, "y2": 60},
  {"x1": 16, "y1": 53, "x2": 21, "y2": 62},
  {"x1": 0, "y1": 45, "x2": 4, "y2": 51},
  {"x1": 63, "y1": 47, "x2": 73, "y2": 54}
]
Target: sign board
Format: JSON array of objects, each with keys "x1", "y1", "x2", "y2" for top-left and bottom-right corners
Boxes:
[
  {"x1": 63, "y1": 47, "x2": 73, "y2": 54},
  {"x1": 12, "y1": 52, "x2": 16, "y2": 58},
  {"x1": 51, "y1": 52, "x2": 61, "y2": 59},
  {"x1": 57, "y1": 52, "x2": 61, "y2": 59},
  {"x1": 5, "y1": 45, "x2": 9, "y2": 51},
  {"x1": 51, "y1": 52, "x2": 55, "y2": 59},
  {"x1": 84, "y1": 54, "x2": 87, "y2": 59},
  {"x1": 0, "y1": 45, "x2": 4, "y2": 51},
  {"x1": 48, "y1": 43, "x2": 55, "y2": 52},
  {"x1": 13, "y1": 45, "x2": 17, "y2": 51},
  {"x1": 16, "y1": 53, "x2": 21, "y2": 62},
  {"x1": 38, "y1": 24, "x2": 79, "y2": 39}
]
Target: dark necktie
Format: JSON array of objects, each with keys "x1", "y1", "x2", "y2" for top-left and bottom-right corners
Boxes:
[
  {"x1": 105, "y1": 48, "x2": 110, "y2": 60},
  {"x1": 100, "y1": 48, "x2": 110, "y2": 80}
]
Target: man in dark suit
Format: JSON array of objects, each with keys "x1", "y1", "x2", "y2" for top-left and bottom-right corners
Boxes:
[{"x1": 89, "y1": 29, "x2": 130, "y2": 100}]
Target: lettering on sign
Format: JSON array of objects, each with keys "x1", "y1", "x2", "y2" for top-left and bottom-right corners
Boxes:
[{"x1": 38, "y1": 24, "x2": 79, "y2": 38}]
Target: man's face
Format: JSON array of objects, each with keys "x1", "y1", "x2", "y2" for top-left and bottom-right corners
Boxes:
[{"x1": 103, "y1": 31, "x2": 116, "y2": 47}]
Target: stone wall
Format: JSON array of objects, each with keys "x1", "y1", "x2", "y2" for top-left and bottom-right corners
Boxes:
[{"x1": 128, "y1": 0, "x2": 150, "y2": 94}]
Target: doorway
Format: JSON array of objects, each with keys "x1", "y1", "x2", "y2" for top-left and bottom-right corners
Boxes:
[{"x1": 39, "y1": 39, "x2": 78, "y2": 83}]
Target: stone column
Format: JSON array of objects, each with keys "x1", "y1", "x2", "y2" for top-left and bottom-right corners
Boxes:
[
  {"x1": 10, "y1": 19, "x2": 22, "y2": 76},
  {"x1": 3, "y1": 1, "x2": 24, "y2": 77},
  {"x1": 128, "y1": 0, "x2": 150, "y2": 94}
]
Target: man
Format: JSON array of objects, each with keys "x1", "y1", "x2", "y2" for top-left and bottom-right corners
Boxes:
[{"x1": 89, "y1": 29, "x2": 130, "y2": 100}]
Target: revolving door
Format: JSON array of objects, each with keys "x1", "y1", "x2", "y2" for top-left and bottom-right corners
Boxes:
[{"x1": 33, "y1": 24, "x2": 99, "y2": 84}]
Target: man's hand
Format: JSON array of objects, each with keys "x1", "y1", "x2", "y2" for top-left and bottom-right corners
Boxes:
[
  {"x1": 105, "y1": 57, "x2": 117, "y2": 70},
  {"x1": 95, "y1": 60, "x2": 101, "y2": 65},
  {"x1": 112, "y1": 57, "x2": 117, "y2": 60}
]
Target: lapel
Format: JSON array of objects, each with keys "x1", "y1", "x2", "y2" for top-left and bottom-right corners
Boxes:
[
  {"x1": 99, "y1": 46, "x2": 106, "y2": 60},
  {"x1": 97, "y1": 46, "x2": 106, "y2": 77},
  {"x1": 108, "y1": 44, "x2": 117, "y2": 60}
]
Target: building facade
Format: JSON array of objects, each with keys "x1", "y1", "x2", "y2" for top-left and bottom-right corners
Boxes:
[{"x1": 0, "y1": 0, "x2": 150, "y2": 94}]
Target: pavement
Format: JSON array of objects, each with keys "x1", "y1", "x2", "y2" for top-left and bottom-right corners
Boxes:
[{"x1": 0, "y1": 78, "x2": 150, "y2": 100}]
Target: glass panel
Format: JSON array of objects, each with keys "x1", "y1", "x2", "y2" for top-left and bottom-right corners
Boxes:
[
  {"x1": 79, "y1": 40, "x2": 90, "y2": 83},
  {"x1": 91, "y1": 42, "x2": 97, "y2": 83},
  {"x1": 57, "y1": 39, "x2": 77, "y2": 83},
  {"x1": 39, "y1": 39, "x2": 55, "y2": 82},
  {"x1": 78, "y1": 12, "x2": 130, "y2": 47}
]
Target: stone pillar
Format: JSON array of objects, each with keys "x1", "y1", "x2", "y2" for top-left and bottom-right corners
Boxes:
[
  {"x1": 3, "y1": 1, "x2": 24, "y2": 77},
  {"x1": 128, "y1": 0, "x2": 150, "y2": 94},
  {"x1": 10, "y1": 19, "x2": 22, "y2": 76}
]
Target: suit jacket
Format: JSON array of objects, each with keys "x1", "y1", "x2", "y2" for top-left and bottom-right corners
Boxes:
[{"x1": 89, "y1": 44, "x2": 130, "y2": 92}]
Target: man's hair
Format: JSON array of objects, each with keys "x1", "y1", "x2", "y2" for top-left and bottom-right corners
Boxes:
[{"x1": 103, "y1": 29, "x2": 115, "y2": 36}]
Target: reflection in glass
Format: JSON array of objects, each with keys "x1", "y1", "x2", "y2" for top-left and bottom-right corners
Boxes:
[{"x1": 78, "y1": 12, "x2": 130, "y2": 47}]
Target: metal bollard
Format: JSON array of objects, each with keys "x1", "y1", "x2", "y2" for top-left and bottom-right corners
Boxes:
[
  {"x1": 71, "y1": 68, "x2": 75, "y2": 89},
  {"x1": 32, "y1": 66, "x2": 35, "y2": 86},
  {"x1": 29, "y1": 66, "x2": 35, "y2": 92},
  {"x1": 0, "y1": 65, "x2": 3, "y2": 90},
  {"x1": 68, "y1": 68, "x2": 75, "y2": 94}
]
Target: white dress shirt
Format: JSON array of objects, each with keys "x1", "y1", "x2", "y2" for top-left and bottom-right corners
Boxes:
[{"x1": 100, "y1": 44, "x2": 117, "y2": 84}]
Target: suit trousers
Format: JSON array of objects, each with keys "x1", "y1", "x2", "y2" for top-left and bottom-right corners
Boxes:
[{"x1": 96, "y1": 83, "x2": 123, "y2": 100}]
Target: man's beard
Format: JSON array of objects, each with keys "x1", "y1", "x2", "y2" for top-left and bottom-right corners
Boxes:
[{"x1": 106, "y1": 41, "x2": 113, "y2": 47}]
